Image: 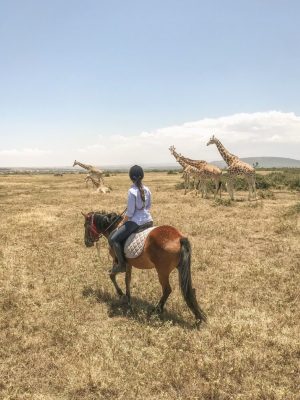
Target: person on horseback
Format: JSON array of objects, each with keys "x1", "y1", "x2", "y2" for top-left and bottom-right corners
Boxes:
[{"x1": 109, "y1": 165, "x2": 153, "y2": 273}]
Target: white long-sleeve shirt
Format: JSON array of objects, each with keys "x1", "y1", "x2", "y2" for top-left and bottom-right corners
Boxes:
[{"x1": 125, "y1": 184, "x2": 153, "y2": 225}]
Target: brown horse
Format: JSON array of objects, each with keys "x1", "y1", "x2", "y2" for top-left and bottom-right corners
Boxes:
[{"x1": 82, "y1": 211, "x2": 207, "y2": 324}]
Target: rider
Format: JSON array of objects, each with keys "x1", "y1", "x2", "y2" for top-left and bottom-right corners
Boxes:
[{"x1": 109, "y1": 165, "x2": 153, "y2": 273}]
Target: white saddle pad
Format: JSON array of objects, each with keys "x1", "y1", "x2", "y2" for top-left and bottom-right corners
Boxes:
[{"x1": 124, "y1": 227, "x2": 156, "y2": 259}]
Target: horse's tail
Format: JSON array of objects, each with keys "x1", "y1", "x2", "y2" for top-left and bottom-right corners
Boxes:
[{"x1": 177, "y1": 238, "x2": 207, "y2": 323}]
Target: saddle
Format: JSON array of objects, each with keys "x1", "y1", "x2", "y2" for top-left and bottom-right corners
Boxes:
[{"x1": 124, "y1": 224, "x2": 156, "y2": 259}]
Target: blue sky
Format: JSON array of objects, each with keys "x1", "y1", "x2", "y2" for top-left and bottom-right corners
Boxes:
[{"x1": 0, "y1": 1, "x2": 300, "y2": 166}]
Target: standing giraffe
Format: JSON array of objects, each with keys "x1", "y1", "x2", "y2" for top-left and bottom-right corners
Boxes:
[
  {"x1": 169, "y1": 146, "x2": 202, "y2": 194},
  {"x1": 169, "y1": 146, "x2": 222, "y2": 198},
  {"x1": 178, "y1": 152, "x2": 222, "y2": 198},
  {"x1": 73, "y1": 160, "x2": 105, "y2": 187},
  {"x1": 206, "y1": 135, "x2": 256, "y2": 200}
]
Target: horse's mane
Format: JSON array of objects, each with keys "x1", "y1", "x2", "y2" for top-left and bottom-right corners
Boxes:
[{"x1": 93, "y1": 210, "x2": 120, "y2": 231}]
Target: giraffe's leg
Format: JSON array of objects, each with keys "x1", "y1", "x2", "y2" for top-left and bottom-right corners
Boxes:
[
  {"x1": 227, "y1": 176, "x2": 234, "y2": 200},
  {"x1": 196, "y1": 179, "x2": 201, "y2": 196},
  {"x1": 202, "y1": 181, "x2": 207, "y2": 198},
  {"x1": 184, "y1": 174, "x2": 188, "y2": 194},
  {"x1": 202, "y1": 181, "x2": 206, "y2": 198},
  {"x1": 252, "y1": 176, "x2": 257, "y2": 200},
  {"x1": 246, "y1": 176, "x2": 254, "y2": 201},
  {"x1": 214, "y1": 179, "x2": 220, "y2": 199},
  {"x1": 213, "y1": 179, "x2": 217, "y2": 199},
  {"x1": 199, "y1": 180, "x2": 203, "y2": 198}
]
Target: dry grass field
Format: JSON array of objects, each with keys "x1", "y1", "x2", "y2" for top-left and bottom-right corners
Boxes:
[{"x1": 0, "y1": 172, "x2": 299, "y2": 399}]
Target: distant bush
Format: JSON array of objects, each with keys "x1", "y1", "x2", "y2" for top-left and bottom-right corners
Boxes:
[
  {"x1": 174, "y1": 169, "x2": 300, "y2": 193},
  {"x1": 167, "y1": 170, "x2": 178, "y2": 175}
]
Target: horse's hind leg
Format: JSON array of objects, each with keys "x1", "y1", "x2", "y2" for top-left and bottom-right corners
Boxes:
[{"x1": 155, "y1": 272, "x2": 172, "y2": 314}]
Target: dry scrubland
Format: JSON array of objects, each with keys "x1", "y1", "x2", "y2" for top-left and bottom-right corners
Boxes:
[{"x1": 0, "y1": 172, "x2": 299, "y2": 400}]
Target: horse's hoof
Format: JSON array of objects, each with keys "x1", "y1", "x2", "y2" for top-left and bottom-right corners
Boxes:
[
  {"x1": 152, "y1": 305, "x2": 163, "y2": 315},
  {"x1": 120, "y1": 295, "x2": 131, "y2": 305}
]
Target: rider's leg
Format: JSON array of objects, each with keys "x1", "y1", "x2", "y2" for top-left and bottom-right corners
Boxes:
[{"x1": 109, "y1": 221, "x2": 138, "y2": 273}]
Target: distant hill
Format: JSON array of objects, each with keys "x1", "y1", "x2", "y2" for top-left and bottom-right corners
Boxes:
[
  {"x1": 211, "y1": 157, "x2": 300, "y2": 168},
  {"x1": 1, "y1": 157, "x2": 300, "y2": 174}
]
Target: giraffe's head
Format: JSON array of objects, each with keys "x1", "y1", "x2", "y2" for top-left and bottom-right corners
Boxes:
[
  {"x1": 73, "y1": 160, "x2": 77, "y2": 167},
  {"x1": 207, "y1": 135, "x2": 217, "y2": 146},
  {"x1": 169, "y1": 145, "x2": 175, "y2": 154}
]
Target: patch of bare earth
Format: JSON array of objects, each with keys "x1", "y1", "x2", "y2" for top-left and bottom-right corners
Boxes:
[{"x1": 0, "y1": 173, "x2": 299, "y2": 399}]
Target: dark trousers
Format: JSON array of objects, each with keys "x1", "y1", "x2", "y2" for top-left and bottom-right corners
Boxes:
[
  {"x1": 109, "y1": 221, "x2": 139, "y2": 267},
  {"x1": 109, "y1": 221, "x2": 139, "y2": 246}
]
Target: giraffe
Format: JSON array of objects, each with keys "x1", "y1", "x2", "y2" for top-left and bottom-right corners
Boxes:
[
  {"x1": 178, "y1": 152, "x2": 222, "y2": 199},
  {"x1": 169, "y1": 146, "x2": 200, "y2": 194},
  {"x1": 73, "y1": 160, "x2": 105, "y2": 188},
  {"x1": 206, "y1": 135, "x2": 256, "y2": 200},
  {"x1": 85, "y1": 175, "x2": 111, "y2": 194},
  {"x1": 169, "y1": 146, "x2": 221, "y2": 198}
]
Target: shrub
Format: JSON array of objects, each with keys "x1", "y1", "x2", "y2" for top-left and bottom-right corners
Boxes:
[
  {"x1": 212, "y1": 198, "x2": 233, "y2": 207},
  {"x1": 258, "y1": 190, "x2": 275, "y2": 199}
]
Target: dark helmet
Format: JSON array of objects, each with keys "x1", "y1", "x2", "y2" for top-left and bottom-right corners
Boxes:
[{"x1": 129, "y1": 165, "x2": 144, "y2": 181}]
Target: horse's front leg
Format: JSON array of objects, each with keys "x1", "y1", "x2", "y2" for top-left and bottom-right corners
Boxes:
[
  {"x1": 125, "y1": 264, "x2": 132, "y2": 308},
  {"x1": 109, "y1": 269, "x2": 124, "y2": 297}
]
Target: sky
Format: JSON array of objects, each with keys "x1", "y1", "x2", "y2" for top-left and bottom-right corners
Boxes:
[{"x1": 0, "y1": 0, "x2": 300, "y2": 167}]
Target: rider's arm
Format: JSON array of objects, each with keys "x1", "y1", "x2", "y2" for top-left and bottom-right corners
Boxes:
[
  {"x1": 125, "y1": 190, "x2": 136, "y2": 219},
  {"x1": 145, "y1": 189, "x2": 151, "y2": 210}
]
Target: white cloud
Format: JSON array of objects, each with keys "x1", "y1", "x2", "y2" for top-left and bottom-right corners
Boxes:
[
  {"x1": 0, "y1": 148, "x2": 52, "y2": 156},
  {"x1": 75, "y1": 110, "x2": 300, "y2": 165},
  {"x1": 1, "y1": 111, "x2": 299, "y2": 166}
]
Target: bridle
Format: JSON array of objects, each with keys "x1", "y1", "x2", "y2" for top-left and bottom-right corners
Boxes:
[{"x1": 84, "y1": 208, "x2": 127, "y2": 243}]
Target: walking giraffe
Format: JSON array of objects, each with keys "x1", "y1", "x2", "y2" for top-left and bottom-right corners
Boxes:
[
  {"x1": 206, "y1": 135, "x2": 256, "y2": 200},
  {"x1": 73, "y1": 160, "x2": 105, "y2": 187}
]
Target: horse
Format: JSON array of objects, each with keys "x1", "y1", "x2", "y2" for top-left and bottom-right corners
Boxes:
[{"x1": 82, "y1": 210, "x2": 207, "y2": 324}]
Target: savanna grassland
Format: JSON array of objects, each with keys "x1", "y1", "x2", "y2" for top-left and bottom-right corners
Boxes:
[{"x1": 0, "y1": 172, "x2": 299, "y2": 399}]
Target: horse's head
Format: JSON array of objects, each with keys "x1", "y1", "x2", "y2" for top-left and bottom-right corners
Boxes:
[
  {"x1": 206, "y1": 134, "x2": 216, "y2": 146},
  {"x1": 82, "y1": 211, "x2": 120, "y2": 247},
  {"x1": 82, "y1": 212, "x2": 99, "y2": 247}
]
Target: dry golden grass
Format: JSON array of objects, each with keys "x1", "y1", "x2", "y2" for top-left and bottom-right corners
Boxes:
[{"x1": 0, "y1": 173, "x2": 299, "y2": 399}]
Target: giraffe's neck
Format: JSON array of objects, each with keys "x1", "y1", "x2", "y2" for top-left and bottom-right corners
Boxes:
[
  {"x1": 172, "y1": 151, "x2": 187, "y2": 168},
  {"x1": 214, "y1": 139, "x2": 237, "y2": 166},
  {"x1": 182, "y1": 157, "x2": 206, "y2": 167},
  {"x1": 75, "y1": 161, "x2": 90, "y2": 171},
  {"x1": 88, "y1": 176, "x2": 100, "y2": 187}
]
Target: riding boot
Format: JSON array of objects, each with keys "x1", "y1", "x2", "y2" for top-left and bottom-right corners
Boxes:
[{"x1": 111, "y1": 241, "x2": 127, "y2": 274}]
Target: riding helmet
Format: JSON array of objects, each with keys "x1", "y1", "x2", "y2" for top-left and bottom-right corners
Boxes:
[{"x1": 129, "y1": 165, "x2": 144, "y2": 181}]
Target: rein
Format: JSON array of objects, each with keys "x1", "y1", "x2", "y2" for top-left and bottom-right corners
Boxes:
[{"x1": 89, "y1": 208, "x2": 127, "y2": 242}]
